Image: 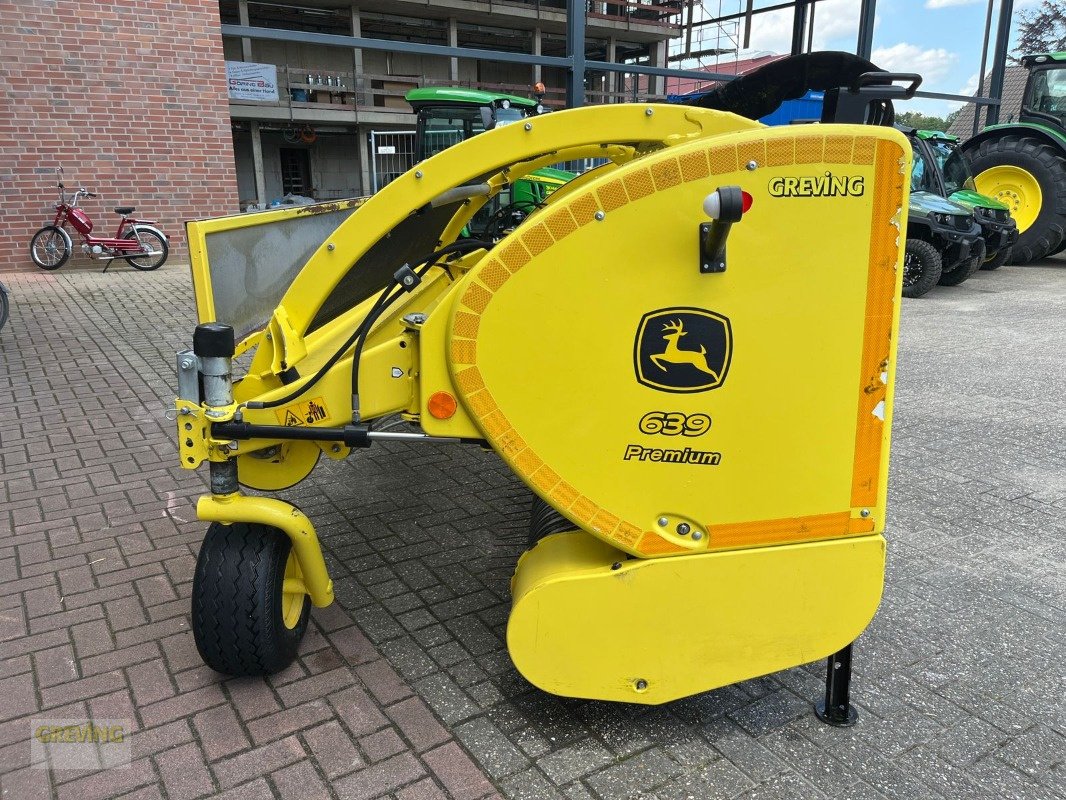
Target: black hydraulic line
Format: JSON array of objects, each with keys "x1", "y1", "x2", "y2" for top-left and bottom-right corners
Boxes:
[
  {"x1": 348, "y1": 241, "x2": 488, "y2": 418},
  {"x1": 246, "y1": 240, "x2": 491, "y2": 413}
]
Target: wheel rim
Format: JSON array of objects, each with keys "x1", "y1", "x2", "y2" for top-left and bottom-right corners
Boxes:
[
  {"x1": 974, "y1": 166, "x2": 1041, "y2": 233},
  {"x1": 281, "y1": 551, "x2": 305, "y2": 630},
  {"x1": 902, "y1": 251, "x2": 921, "y2": 287},
  {"x1": 34, "y1": 231, "x2": 65, "y2": 266},
  {"x1": 127, "y1": 231, "x2": 163, "y2": 266}
]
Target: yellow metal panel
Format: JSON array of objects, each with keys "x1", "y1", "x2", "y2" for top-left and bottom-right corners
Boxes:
[
  {"x1": 270, "y1": 105, "x2": 761, "y2": 343},
  {"x1": 418, "y1": 286, "x2": 483, "y2": 438},
  {"x1": 508, "y1": 531, "x2": 885, "y2": 704},
  {"x1": 449, "y1": 126, "x2": 909, "y2": 558}
]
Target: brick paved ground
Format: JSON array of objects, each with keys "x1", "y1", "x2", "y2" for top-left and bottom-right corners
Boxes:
[{"x1": 0, "y1": 260, "x2": 1063, "y2": 800}]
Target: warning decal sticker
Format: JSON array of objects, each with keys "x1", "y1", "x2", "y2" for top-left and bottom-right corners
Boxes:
[{"x1": 274, "y1": 397, "x2": 329, "y2": 426}]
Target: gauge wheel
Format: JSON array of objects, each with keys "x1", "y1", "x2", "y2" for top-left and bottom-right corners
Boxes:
[
  {"x1": 902, "y1": 239, "x2": 942, "y2": 298},
  {"x1": 192, "y1": 522, "x2": 310, "y2": 676}
]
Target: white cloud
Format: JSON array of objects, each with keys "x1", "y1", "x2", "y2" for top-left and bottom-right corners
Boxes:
[
  {"x1": 945, "y1": 72, "x2": 981, "y2": 110},
  {"x1": 871, "y1": 42, "x2": 959, "y2": 86},
  {"x1": 743, "y1": 0, "x2": 866, "y2": 54},
  {"x1": 924, "y1": 0, "x2": 982, "y2": 9}
]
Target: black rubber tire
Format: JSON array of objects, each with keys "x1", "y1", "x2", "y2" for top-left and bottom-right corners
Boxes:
[
  {"x1": 0, "y1": 288, "x2": 8, "y2": 333},
  {"x1": 123, "y1": 226, "x2": 169, "y2": 270},
  {"x1": 981, "y1": 245, "x2": 1012, "y2": 271},
  {"x1": 29, "y1": 225, "x2": 71, "y2": 270},
  {"x1": 938, "y1": 239, "x2": 985, "y2": 287},
  {"x1": 965, "y1": 135, "x2": 1066, "y2": 264},
  {"x1": 192, "y1": 522, "x2": 310, "y2": 676},
  {"x1": 528, "y1": 497, "x2": 577, "y2": 547},
  {"x1": 901, "y1": 239, "x2": 942, "y2": 298}
]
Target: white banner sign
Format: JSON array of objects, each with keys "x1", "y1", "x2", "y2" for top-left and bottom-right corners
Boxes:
[{"x1": 226, "y1": 61, "x2": 279, "y2": 101}]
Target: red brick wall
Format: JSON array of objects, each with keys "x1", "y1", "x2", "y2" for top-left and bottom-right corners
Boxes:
[{"x1": 0, "y1": 0, "x2": 239, "y2": 272}]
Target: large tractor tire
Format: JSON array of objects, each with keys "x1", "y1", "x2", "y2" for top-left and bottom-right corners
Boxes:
[
  {"x1": 192, "y1": 522, "x2": 310, "y2": 676},
  {"x1": 966, "y1": 134, "x2": 1066, "y2": 264}
]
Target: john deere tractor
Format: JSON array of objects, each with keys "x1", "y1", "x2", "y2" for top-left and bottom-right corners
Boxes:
[
  {"x1": 405, "y1": 87, "x2": 573, "y2": 238},
  {"x1": 958, "y1": 52, "x2": 1066, "y2": 264}
]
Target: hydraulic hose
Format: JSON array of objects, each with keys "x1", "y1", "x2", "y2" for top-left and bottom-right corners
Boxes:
[{"x1": 245, "y1": 239, "x2": 492, "y2": 413}]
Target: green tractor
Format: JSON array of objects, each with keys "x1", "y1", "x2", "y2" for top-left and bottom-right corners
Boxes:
[
  {"x1": 907, "y1": 128, "x2": 1018, "y2": 270},
  {"x1": 958, "y1": 52, "x2": 1066, "y2": 264},
  {"x1": 405, "y1": 87, "x2": 574, "y2": 238}
]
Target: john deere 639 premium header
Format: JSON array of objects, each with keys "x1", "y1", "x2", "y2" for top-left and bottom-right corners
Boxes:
[{"x1": 175, "y1": 54, "x2": 912, "y2": 717}]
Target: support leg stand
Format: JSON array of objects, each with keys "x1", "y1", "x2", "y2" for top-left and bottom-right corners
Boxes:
[{"x1": 814, "y1": 643, "x2": 858, "y2": 727}]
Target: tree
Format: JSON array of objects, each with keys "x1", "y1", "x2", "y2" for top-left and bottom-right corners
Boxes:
[
  {"x1": 1014, "y1": 1, "x2": 1066, "y2": 60},
  {"x1": 895, "y1": 110, "x2": 950, "y2": 132}
]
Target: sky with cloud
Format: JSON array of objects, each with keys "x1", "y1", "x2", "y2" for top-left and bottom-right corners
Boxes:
[{"x1": 718, "y1": 0, "x2": 1042, "y2": 117}]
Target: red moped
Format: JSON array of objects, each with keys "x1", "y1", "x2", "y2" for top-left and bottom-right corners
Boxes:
[{"x1": 30, "y1": 168, "x2": 169, "y2": 271}]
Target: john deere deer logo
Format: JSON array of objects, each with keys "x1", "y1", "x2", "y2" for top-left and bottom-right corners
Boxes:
[{"x1": 634, "y1": 308, "x2": 731, "y2": 392}]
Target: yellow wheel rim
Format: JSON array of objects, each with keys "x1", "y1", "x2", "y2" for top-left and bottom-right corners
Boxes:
[
  {"x1": 974, "y1": 165, "x2": 1042, "y2": 233},
  {"x1": 281, "y1": 551, "x2": 306, "y2": 630}
]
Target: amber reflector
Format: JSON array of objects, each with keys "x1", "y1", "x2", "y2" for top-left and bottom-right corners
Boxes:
[{"x1": 428, "y1": 391, "x2": 458, "y2": 419}]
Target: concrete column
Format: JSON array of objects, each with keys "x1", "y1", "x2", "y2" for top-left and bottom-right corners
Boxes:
[
  {"x1": 533, "y1": 27, "x2": 543, "y2": 84},
  {"x1": 249, "y1": 121, "x2": 267, "y2": 207},
  {"x1": 651, "y1": 41, "x2": 667, "y2": 97},
  {"x1": 239, "y1": 0, "x2": 265, "y2": 207},
  {"x1": 351, "y1": 6, "x2": 364, "y2": 100},
  {"x1": 448, "y1": 18, "x2": 459, "y2": 83},
  {"x1": 607, "y1": 38, "x2": 617, "y2": 100},
  {"x1": 238, "y1": 0, "x2": 253, "y2": 60},
  {"x1": 357, "y1": 127, "x2": 372, "y2": 195}
]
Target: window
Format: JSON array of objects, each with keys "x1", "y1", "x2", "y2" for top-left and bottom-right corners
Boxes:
[
  {"x1": 279, "y1": 148, "x2": 312, "y2": 196},
  {"x1": 1027, "y1": 67, "x2": 1066, "y2": 124},
  {"x1": 417, "y1": 106, "x2": 490, "y2": 158},
  {"x1": 910, "y1": 148, "x2": 936, "y2": 193},
  {"x1": 927, "y1": 140, "x2": 974, "y2": 195}
]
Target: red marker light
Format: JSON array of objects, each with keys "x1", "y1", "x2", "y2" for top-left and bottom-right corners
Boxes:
[{"x1": 702, "y1": 187, "x2": 750, "y2": 221}]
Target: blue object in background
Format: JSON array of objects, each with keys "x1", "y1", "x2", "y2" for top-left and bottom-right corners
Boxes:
[
  {"x1": 759, "y1": 91, "x2": 825, "y2": 126},
  {"x1": 665, "y1": 89, "x2": 825, "y2": 125}
]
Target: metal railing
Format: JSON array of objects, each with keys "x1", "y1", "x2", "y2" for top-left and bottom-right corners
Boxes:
[{"x1": 227, "y1": 64, "x2": 665, "y2": 114}]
